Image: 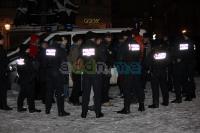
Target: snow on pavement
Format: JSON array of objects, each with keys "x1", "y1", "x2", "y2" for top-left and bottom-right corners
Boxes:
[{"x1": 0, "y1": 78, "x2": 200, "y2": 133}]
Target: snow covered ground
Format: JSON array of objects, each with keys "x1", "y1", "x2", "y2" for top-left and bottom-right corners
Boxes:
[{"x1": 0, "y1": 78, "x2": 200, "y2": 133}]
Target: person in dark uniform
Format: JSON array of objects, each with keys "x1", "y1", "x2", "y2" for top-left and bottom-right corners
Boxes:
[
  {"x1": 60, "y1": 36, "x2": 70, "y2": 99},
  {"x1": 146, "y1": 38, "x2": 170, "y2": 108},
  {"x1": 80, "y1": 32, "x2": 104, "y2": 118},
  {"x1": 38, "y1": 42, "x2": 49, "y2": 104},
  {"x1": 17, "y1": 49, "x2": 41, "y2": 113},
  {"x1": 117, "y1": 34, "x2": 145, "y2": 114},
  {"x1": 0, "y1": 34, "x2": 12, "y2": 111},
  {"x1": 171, "y1": 34, "x2": 196, "y2": 103},
  {"x1": 115, "y1": 32, "x2": 129, "y2": 97},
  {"x1": 97, "y1": 33, "x2": 114, "y2": 106},
  {"x1": 142, "y1": 33, "x2": 152, "y2": 90},
  {"x1": 163, "y1": 36, "x2": 174, "y2": 92},
  {"x1": 44, "y1": 36, "x2": 70, "y2": 116}
]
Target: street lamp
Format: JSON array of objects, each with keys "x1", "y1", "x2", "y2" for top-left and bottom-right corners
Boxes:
[
  {"x1": 182, "y1": 29, "x2": 187, "y2": 34},
  {"x1": 4, "y1": 24, "x2": 11, "y2": 31},
  {"x1": 4, "y1": 24, "x2": 11, "y2": 50}
]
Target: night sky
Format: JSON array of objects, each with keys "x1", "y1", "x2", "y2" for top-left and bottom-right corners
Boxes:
[{"x1": 112, "y1": 0, "x2": 200, "y2": 36}]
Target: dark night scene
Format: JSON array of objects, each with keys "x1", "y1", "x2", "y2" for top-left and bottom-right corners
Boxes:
[{"x1": 0, "y1": 0, "x2": 200, "y2": 133}]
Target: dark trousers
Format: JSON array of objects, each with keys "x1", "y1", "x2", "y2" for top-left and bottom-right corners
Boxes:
[
  {"x1": 185, "y1": 63, "x2": 196, "y2": 98},
  {"x1": 121, "y1": 75, "x2": 144, "y2": 111},
  {"x1": 45, "y1": 70, "x2": 65, "y2": 113},
  {"x1": 39, "y1": 69, "x2": 47, "y2": 102},
  {"x1": 82, "y1": 74, "x2": 102, "y2": 115},
  {"x1": 141, "y1": 65, "x2": 148, "y2": 90},
  {"x1": 151, "y1": 70, "x2": 169, "y2": 105},
  {"x1": 167, "y1": 64, "x2": 174, "y2": 92},
  {"x1": 70, "y1": 73, "x2": 82, "y2": 103},
  {"x1": 39, "y1": 80, "x2": 47, "y2": 102},
  {"x1": 17, "y1": 81, "x2": 36, "y2": 110},
  {"x1": 101, "y1": 74, "x2": 111, "y2": 103},
  {"x1": 173, "y1": 63, "x2": 189, "y2": 100},
  {"x1": 0, "y1": 76, "x2": 8, "y2": 108},
  {"x1": 117, "y1": 75, "x2": 124, "y2": 95}
]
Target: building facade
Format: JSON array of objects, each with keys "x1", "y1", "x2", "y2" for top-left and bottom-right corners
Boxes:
[
  {"x1": 0, "y1": 0, "x2": 111, "y2": 29},
  {"x1": 0, "y1": 0, "x2": 17, "y2": 33},
  {"x1": 74, "y1": 0, "x2": 111, "y2": 28}
]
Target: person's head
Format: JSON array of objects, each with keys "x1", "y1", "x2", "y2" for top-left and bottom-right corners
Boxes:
[
  {"x1": 61, "y1": 36, "x2": 68, "y2": 46},
  {"x1": 30, "y1": 34, "x2": 40, "y2": 46},
  {"x1": 122, "y1": 31, "x2": 129, "y2": 41},
  {"x1": 53, "y1": 35, "x2": 63, "y2": 48},
  {"x1": 86, "y1": 31, "x2": 96, "y2": 42},
  {"x1": 41, "y1": 42, "x2": 48, "y2": 49},
  {"x1": 131, "y1": 29, "x2": 140, "y2": 38},
  {"x1": 104, "y1": 32, "x2": 112, "y2": 44},
  {"x1": 118, "y1": 33, "x2": 124, "y2": 43},
  {"x1": 54, "y1": 35, "x2": 62, "y2": 43},
  {"x1": 96, "y1": 36, "x2": 103, "y2": 46},
  {"x1": 0, "y1": 33, "x2": 4, "y2": 46},
  {"x1": 163, "y1": 36, "x2": 168, "y2": 41},
  {"x1": 143, "y1": 33, "x2": 150, "y2": 44},
  {"x1": 73, "y1": 35, "x2": 83, "y2": 46},
  {"x1": 183, "y1": 34, "x2": 189, "y2": 40}
]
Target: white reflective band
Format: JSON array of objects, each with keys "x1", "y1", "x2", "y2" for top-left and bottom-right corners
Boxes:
[
  {"x1": 82, "y1": 48, "x2": 95, "y2": 56},
  {"x1": 129, "y1": 44, "x2": 140, "y2": 51},
  {"x1": 179, "y1": 44, "x2": 189, "y2": 51},
  {"x1": 154, "y1": 52, "x2": 167, "y2": 60},
  {"x1": 153, "y1": 34, "x2": 156, "y2": 40},
  {"x1": 9, "y1": 66, "x2": 12, "y2": 70},
  {"x1": 17, "y1": 58, "x2": 25, "y2": 65},
  {"x1": 194, "y1": 44, "x2": 196, "y2": 50},
  {"x1": 46, "y1": 49, "x2": 56, "y2": 56}
]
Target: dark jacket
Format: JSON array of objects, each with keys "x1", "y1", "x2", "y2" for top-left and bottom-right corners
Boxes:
[
  {"x1": 17, "y1": 53, "x2": 37, "y2": 84},
  {"x1": 146, "y1": 44, "x2": 170, "y2": 72},
  {"x1": 101, "y1": 40, "x2": 115, "y2": 68},
  {"x1": 122, "y1": 38, "x2": 142, "y2": 63},
  {"x1": 79, "y1": 39, "x2": 99, "y2": 74},
  {"x1": 0, "y1": 46, "x2": 8, "y2": 77},
  {"x1": 171, "y1": 37, "x2": 195, "y2": 64}
]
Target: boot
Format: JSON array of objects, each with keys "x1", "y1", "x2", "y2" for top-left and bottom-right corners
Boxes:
[
  {"x1": 138, "y1": 103, "x2": 145, "y2": 112},
  {"x1": 161, "y1": 102, "x2": 169, "y2": 106},
  {"x1": 148, "y1": 104, "x2": 159, "y2": 109},
  {"x1": 57, "y1": 97, "x2": 70, "y2": 117},
  {"x1": 171, "y1": 98, "x2": 182, "y2": 103},
  {"x1": 96, "y1": 112, "x2": 104, "y2": 118},
  {"x1": 17, "y1": 107, "x2": 27, "y2": 112},
  {"x1": 184, "y1": 97, "x2": 192, "y2": 101},
  {"x1": 81, "y1": 112, "x2": 87, "y2": 118},
  {"x1": 117, "y1": 108, "x2": 130, "y2": 114},
  {"x1": 2, "y1": 105, "x2": 13, "y2": 111},
  {"x1": 29, "y1": 108, "x2": 41, "y2": 113}
]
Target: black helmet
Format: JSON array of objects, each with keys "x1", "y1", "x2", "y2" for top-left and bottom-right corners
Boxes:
[{"x1": 85, "y1": 31, "x2": 96, "y2": 40}]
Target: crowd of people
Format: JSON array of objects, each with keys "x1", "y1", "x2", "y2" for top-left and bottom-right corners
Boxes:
[{"x1": 0, "y1": 29, "x2": 197, "y2": 118}]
